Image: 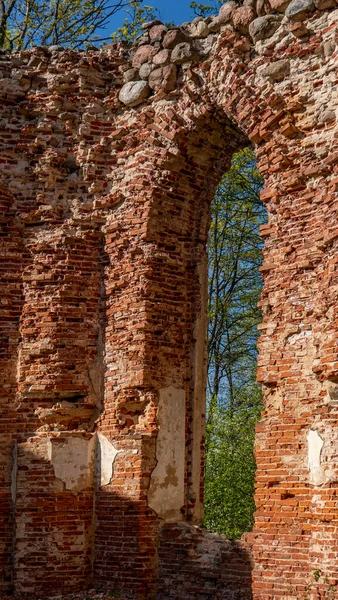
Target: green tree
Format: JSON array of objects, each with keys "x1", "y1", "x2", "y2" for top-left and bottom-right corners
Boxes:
[
  {"x1": 0, "y1": 0, "x2": 154, "y2": 50},
  {"x1": 204, "y1": 389, "x2": 262, "y2": 538},
  {"x1": 204, "y1": 147, "x2": 266, "y2": 538},
  {"x1": 190, "y1": 0, "x2": 223, "y2": 17},
  {"x1": 111, "y1": 1, "x2": 158, "y2": 42}
]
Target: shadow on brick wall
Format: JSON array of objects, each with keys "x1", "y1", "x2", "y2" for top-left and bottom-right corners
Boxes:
[
  {"x1": 157, "y1": 522, "x2": 253, "y2": 600},
  {"x1": 5, "y1": 441, "x2": 253, "y2": 600},
  {"x1": 94, "y1": 489, "x2": 159, "y2": 599}
]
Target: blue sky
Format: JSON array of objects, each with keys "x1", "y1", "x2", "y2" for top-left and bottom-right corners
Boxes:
[
  {"x1": 146, "y1": 0, "x2": 196, "y2": 24},
  {"x1": 109, "y1": 0, "x2": 198, "y2": 32}
]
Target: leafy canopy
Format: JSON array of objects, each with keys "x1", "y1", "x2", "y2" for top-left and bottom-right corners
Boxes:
[
  {"x1": 204, "y1": 388, "x2": 262, "y2": 539},
  {"x1": 111, "y1": 1, "x2": 158, "y2": 42},
  {"x1": 0, "y1": 0, "x2": 155, "y2": 50},
  {"x1": 190, "y1": 0, "x2": 224, "y2": 17}
]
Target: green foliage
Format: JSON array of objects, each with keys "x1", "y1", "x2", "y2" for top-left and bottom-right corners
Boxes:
[
  {"x1": 204, "y1": 388, "x2": 262, "y2": 538},
  {"x1": 190, "y1": 0, "x2": 223, "y2": 17},
  {"x1": 110, "y1": 1, "x2": 158, "y2": 42},
  {"x1": 204, "y1": 147, "x2": 266, "y2": 539},
  {"x1": 207, "y1": 147, "x2": 265, "y2": 409},
  {"x1": 0, "y1": 0, "x2": 152, "y2": 50},
  {"x1": 302, "y1": 570, "x2": 337, "y2": 600}
]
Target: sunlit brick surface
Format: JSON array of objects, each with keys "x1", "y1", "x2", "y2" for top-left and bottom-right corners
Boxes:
[{"x1": 1, "y1": 4, "x2": 338, "y2": 597}]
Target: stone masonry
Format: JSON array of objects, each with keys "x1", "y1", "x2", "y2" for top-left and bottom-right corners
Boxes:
[{"x1": 0, "y1": 0, "x2": 338, "y2": 597}]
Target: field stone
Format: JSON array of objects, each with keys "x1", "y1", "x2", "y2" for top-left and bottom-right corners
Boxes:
[
  {"x1": 257, "y1": 0, "x2": 267, "y2": 15},
  {"x1": 249, "y1": 14, "x2": 283, "y2": 41},
  {"x1": 219, "y1": 1, "x2": 236, "y2": 22},
  {"x1": 28, "y1": 55, "x2": 44, "y2": 67},
  {"x1": 119, "y1": 80, "x2": 151, "y2": 107},
  {"x1": 139, "y1": 62, "x2": 153, "y2": 79},
  {"x1": 322, "y1": 39, "x2": 336, "y2": 57},
  {"x1": 163, "y1": 29, "x2": 189, "y2": 49},
  {"x1": 269, "y1": 0, "x2": 292, "y2": 11},
  {"x1": 189, "y1": 20, "x2": 210, "y2": 38},
  {"x1": 257, "y1": 0, "x2": 276, "y2": 14},
  {"x1": 148, "y1": 64, "x2": 177, "y2": 91},
  {"x1": 314, "y1": 0, "x2": 336, "y2": 9},
  {"x1": 49, "y1": 45, "x2": 63, "y2": 52},
  {"x1": 141, "y1": 20, "x2": 162, "y2": 30},
  {"x1": 285, "y1": 0, "x2": 315, "y2": 20},
  {"x1": 133, "y1": 32, "x2": 150, "y2": 46},
  {"x1": 194, "y1": 34, "x2": 217, "y2": 56},
  {"x1": 124, "y1": 68, "x2": 140, "y2": 83},
  {"x1": 132, "y1": 45, "x2": 156, "y2": 68},
  {"x1": 318, "y1": 106, "x2": 336, "y2": 122},
  {"x1": 148, "y1": 67, "x2": 163, "y2": 90},
  {"x1": 233, "y1": 6, "x2": 257, "y2": 34},
  {"x1": 153, "y1": 48, "x2": 171, "y2": 66},
  {"x1": 289, "y1": 20, "x2": 309, "y2": 35},
  {"x1": 258, "y1": 59, "x2": 290, "y2": 81},
  {"x1": 149, "y1": 23, "x2": 167, "y2": 42},
  {"x1": 171, "y1": 42, "x2": 196, "y2": 64},
  {"x1": 209, "y1": 16, "x2": 223, "y2": 31}
]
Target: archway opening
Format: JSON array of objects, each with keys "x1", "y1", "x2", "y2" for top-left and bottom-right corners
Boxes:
[{"x1": 204, "y1": 147, "x2": 266, "y2": 539}]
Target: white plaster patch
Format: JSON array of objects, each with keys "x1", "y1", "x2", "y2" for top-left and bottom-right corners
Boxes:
[
  {"x1": 96, "y1": 432, "x2": 121, "y2": 488},
  {"x1": 148, "y1": 387, "x2": 185, "y2": 521},
  {"x1": 287, "y1": 330, "x2": 312, "y2": 346},
  {"x1": 308, "y1": 429, "x2": 326, "y2": 486},
  {"x1": 48, "y1": 436, "x2": 96, "y2": 492},
  {"x1": 312, "y1": 494, "x2": 325, "y2": 509}
]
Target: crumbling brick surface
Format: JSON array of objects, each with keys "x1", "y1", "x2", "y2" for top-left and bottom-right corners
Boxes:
[
  {"x1": 0, "y1": 1, "x2": 338, "y2": 598},
  {"x1": 157, "y1": 523, "x2": 253, "y2": 600}
]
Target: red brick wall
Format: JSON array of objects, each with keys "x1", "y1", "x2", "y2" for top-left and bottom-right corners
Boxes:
[
  {"x1": 0, "y1": 2, "x2": 337, "y2": 597},
  {"x1": 158, "y1": 523, "x2": 253, "y2": 600},
  {"x1": 0, "y1": 181, "x2": 21, "y2": 593}
]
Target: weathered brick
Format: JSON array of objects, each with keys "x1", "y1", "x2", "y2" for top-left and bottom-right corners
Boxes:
[{"x1": 0, "y1": 3, "x2": 337, "y2": 599}]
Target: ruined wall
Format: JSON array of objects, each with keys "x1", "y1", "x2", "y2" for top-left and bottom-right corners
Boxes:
[
  {"x1": 0, "y1": 0, "x2": 338, "y2": 597},
  {"x1": 157, "y1": 523, "x2": 253, "y2": 600}
]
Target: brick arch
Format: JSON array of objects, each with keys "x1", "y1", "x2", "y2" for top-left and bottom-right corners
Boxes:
[
  {"x1": 94, "y1": 104, "x2": 249, "y2": 597},
  {"x1": 0, "y1": 2, "x2": 338, "y2": 597}
]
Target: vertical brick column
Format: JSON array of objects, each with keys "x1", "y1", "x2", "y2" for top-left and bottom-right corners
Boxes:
[
  {"x1": 14, "y1": 433, "x2": 96, "y2": 595},
  {"x1": 94, "y1": 135, "x2": 161, "y2": 597},
  {"x1": 93, "y1": 109, "x2": 246, "y2": 598},
  {"x1": 0, "y1": 183, "x2": 23, "y2": 593},
  {"x1": 12, "y1": 224, "x2": 103, "y2": 595},
  {"x1": 252, "y1": 168, "x2": 338, "y2": 598}
]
